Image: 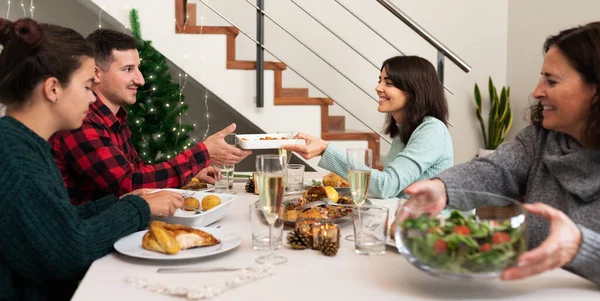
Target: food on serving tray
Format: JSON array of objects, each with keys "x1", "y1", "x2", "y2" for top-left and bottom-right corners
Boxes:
[
  {"x1": 142, "y1": 221, "x2": 220, "y2": 255},
  {"x1": 336, "y1": 195, "x2": 354, "y2": 205},
  {"x1": 258, "y1": 136, "x2": 289, "y2": 140},
  {"x1": 390, "y1": 221, "x2": 396, "y2": 240},
  {"x1": 300, "y1": 208, "x2": 323, "y2": 220},
  {"x1": 181, "y1": 177, "x2": 208, "y2": 190},
  {"x1": 322, "y1": 172, "x2": 349, "y2": 188},
  {"x1": 283, "y1": 209, "x2": 300, "y2": 221},
  {"x1": 303, "y1": 185, "x2": 327, "y2": 202},
  {"x1": 201, "y1": 195, "x2": 222, "y2": 210},
  {"x1": 399, "y1": 210, "x2": 525, "y2": 274},
  {"x1": 282, "y1": 194, "x2": 353, "y2": 223},
  {"x1": 183, "y1": 197, "x2": 200, "y2": 211},
  {"x1": 323, "y1": 186, "x2": 339, "y2": 203}
]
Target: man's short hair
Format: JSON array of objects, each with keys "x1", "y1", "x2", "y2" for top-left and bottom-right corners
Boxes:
[{"x1": 86, "y1": 29, "x2": 138, "y2": 70}]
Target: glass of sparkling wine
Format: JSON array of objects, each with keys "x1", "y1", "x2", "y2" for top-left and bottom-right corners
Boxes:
[
  {"x1": 345, "y1": 148, "x2": 372, "y2": 241},
  {"x1": 255, "y1": 154, "x2": 287, "y2": 265}
]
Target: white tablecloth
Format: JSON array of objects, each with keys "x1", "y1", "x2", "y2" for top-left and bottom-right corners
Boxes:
[{"x1": 72, "y1": 172, "x2": 600, "y2": 301}]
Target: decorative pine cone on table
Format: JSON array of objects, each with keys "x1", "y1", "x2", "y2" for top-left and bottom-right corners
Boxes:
[
  {"x1": 287, "y1": 229, "x2": 311, "y2": 250},
  {"x1": 319, "y1": 238, "x2": 339, "y2": 256},
  {"x1": 244, "y1": 178, "x2": 255, "y2": 193}
]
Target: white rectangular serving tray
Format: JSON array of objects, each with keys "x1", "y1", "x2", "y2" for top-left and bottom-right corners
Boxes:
[
  {"x1": 236, "y1": 133, "x2": 305, "y2": 150},
  {"x1": 151, "y1": 188, "x2": 237, "y2": 227}
]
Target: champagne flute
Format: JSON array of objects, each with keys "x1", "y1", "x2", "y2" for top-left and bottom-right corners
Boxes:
[
  {"x1": 345, "y1": 148, "x2": 372, "y2": 241},
  {"x1": 255, "y1": 154, "x2": 287, "y2": 265}
]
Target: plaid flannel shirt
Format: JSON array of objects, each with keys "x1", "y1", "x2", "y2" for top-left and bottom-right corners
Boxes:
[{"x1": 49, "y1": 96, "x2": 210, "y2": 205}]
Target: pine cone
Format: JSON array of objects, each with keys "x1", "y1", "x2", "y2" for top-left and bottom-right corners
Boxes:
[
  {"x1": 319, "y1": 238, "x2": 339, "y2": 256},
  {"x1": 287, "y1": 229, "x2": 311, "y2": 250},
  {"x1": 245, "y1": 178, "x2": 255, "y2": 193}
]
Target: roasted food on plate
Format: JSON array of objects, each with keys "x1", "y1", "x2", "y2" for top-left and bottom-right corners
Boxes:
[
  {"x1": 282, "y1": 196, "x2": 353, "y2": 223},
  {"x1": 322, "y1": 172, "x2": 349, "y2": 187},
  {"x1": 303, "y1": 185, "x2": 327, "y2": 202},
  {"x1": 142, "y1": 221, "x2": 220, "y2": 255},
  {"x1": 181, "y1": 177, "x2": 208, "y2": 190},
  {"x1": 183, "y1": 197, "x2": 200, "y2": 211},
  {"x1": 201, "y1": 195, "x2": 222, "y2": 210}
]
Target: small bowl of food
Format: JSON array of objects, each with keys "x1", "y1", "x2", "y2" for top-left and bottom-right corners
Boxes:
[{"x1": 395, "y1": 190, "x2": 527, "y2": 280}]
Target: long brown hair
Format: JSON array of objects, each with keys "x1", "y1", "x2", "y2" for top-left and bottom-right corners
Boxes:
[
  {"x1": 0, "y1": 18, "x2": 94, "y2": 107},
  {"x1": 381, "y1": 56, "x2": 449, "y2": 143},
  {"x1": 530, "y1": 22, "x2": 600, "y2": 148}
]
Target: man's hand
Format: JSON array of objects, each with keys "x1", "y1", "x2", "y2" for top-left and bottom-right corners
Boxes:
[
  {"x1": 194, "y1": 166, "x2": 221, "y2": 184},
  {"x1": 203, "y1": 123, "x2": 252, "y2": 166}
]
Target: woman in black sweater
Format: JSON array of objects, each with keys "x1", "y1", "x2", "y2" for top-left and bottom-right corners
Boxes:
[{"x1": 0, "y1": 18, "x2": 184, "y2": 300}]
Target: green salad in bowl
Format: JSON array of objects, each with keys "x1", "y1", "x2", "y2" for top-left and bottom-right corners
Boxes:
[{"x1": 395, "y1": 191, "x2": 527, "y2": 280}]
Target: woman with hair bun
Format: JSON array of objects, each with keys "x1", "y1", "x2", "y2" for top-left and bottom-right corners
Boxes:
[{"x1": 0, "y1": 18, "x2": 184, "y2": 300}]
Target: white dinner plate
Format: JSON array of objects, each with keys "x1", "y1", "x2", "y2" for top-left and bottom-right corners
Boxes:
[{"x1": 113, "y1": 227, "x2": 241, "y2": 260}]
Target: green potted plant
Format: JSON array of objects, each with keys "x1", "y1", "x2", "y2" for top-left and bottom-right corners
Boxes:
[{"x1": 474, "y1": 77, "x2": 513, "y2": 157}]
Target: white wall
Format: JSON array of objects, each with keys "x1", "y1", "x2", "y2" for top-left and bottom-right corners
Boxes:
[
  {"x1": 507, "y1": 0, "x2": 600, "y2": 137},
  {"x1": 7, "y1": 0, "x2": 508, "y2": 166},
  {"x1": 196, "y1": 0, "x2": 509, "y2": 164},
  {"x1": 0, "y1": 0, "x2": 107, "y2": 118}
]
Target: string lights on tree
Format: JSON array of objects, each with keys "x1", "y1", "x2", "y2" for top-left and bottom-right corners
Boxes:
[{"x1": 126, "y1": 9, "x2": 194, "y2": 163}]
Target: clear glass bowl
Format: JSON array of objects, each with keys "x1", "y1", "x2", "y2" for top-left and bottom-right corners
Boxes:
[{"x1": 394, "y1": 190, "x2": 527, "y2": 280}]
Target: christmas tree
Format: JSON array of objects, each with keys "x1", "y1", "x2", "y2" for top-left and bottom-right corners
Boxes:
[{"x1": 127, "y1": 9, "x2": 195, "y2": 163}]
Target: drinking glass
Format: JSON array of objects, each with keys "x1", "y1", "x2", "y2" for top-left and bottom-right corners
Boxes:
[
  {"x1": 353, "y1": 205, "x2": 388, "y2": 255},
  {"x1": 277, "y1": 131, "x2": 294, "y2": 166},
  {"x1": 214, "y1": 133, "x2": 237, "y2": 193},
  {"x1": 254, "y1": 154, "x2": 287, "y2": 265},
  {"x1": 250, "y1": 201, "x2": 283, "y2": 251},
  {"x1": 286, "y1": 164, "x2": 305, "y2": 193},
  {"x1": 345, "y1": 148, "x2": 372, "y2": 241}
]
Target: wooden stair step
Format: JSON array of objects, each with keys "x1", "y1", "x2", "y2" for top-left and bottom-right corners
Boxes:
[
  {"x1": 281, "y1": 88, "x2": 309, "y2": 97},
  {"x1": 176, "y1": 25, "x2": 240, "y2": 36},
  {"x1": 227, "y1": 60, "x2": 287, "y2": 70},
  {"x1": 274, "y1": 97, "x2": 333, "y2": 106},
  {"x1": 328, "y1": 115, "x2": 345, "y2": 132}
]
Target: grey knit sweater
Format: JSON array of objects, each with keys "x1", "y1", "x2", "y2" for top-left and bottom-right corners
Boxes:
[{"x1": 438, "y1": 125, "x2": 600, "y2": 284}]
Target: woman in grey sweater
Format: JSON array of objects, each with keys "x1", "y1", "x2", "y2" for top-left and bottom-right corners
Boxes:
[{"x1": 400, "y1": 22, "x2": 600, "y2": 285}]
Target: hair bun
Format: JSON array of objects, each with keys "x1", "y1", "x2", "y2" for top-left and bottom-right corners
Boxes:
[
  {"x1": 12, "y1": 18, "x2": 44, "y2": 49},
  {"x1": 0, "y1": 18, "x2": 13, "y2": 45}
]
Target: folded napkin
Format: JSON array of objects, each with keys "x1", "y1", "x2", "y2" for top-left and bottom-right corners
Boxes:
[{"x1": 124, "y1": 265, "x2": 275, "y2": 300}]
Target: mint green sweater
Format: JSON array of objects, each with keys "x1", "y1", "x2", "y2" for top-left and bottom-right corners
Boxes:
[
  {"x1": 0, "y1": 117, "x2": 151, "y2": 301},
  {"x1": 319, "y1": 117, "x2": 453, "y2": 199}
]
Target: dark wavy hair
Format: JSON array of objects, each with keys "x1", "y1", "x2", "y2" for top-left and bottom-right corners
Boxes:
[
  {"x1": 530, "y1": 22, "x2": 600, "y2": 148},
  {"x1": 381, "y1": 56, "x2": 449, "y2": 143},
  {"x1": 86, "y1": 29, "x2": 137, "y2": 70},
  {"x1": 0, "y1": 18, "x2": 94, "y2": 107}
]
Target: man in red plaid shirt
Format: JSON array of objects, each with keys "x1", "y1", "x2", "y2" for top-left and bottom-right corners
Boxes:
[{"x1": 49, "y1": 29, "x2": 251, "y2": 205}]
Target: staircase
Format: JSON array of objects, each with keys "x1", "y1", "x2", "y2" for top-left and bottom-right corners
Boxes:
[{"x1": 175, "y1": 0, "x2": 382, "y2": 170}]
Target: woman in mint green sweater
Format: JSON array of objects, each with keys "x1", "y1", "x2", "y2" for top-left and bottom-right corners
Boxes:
[
  {"x1": 283, "y1": 56, "x2": 453, "y2": 199},
  {"x1": 0, "y1": 18, "x2": 183, "y2": 301}
]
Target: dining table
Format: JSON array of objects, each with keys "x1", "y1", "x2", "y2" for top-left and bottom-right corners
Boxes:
[{"x1": 71, "y1": 172, "x2": 600, "y2": 301}]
